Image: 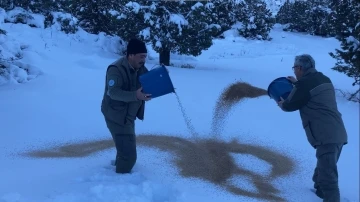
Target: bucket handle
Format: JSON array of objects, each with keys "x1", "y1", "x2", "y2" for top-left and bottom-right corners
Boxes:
[{"x1": 150, "y1": 63, "x2": 167, "y2": 70}]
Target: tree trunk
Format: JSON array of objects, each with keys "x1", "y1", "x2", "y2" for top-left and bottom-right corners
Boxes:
[{"x1": 159, "y1": 48, "x2": 170, "y2": 66}]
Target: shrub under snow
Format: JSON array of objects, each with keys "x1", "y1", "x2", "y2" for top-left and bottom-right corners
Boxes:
[
  {"x1": 4, "y1": 7, "x2": 45, "y2": 28},
  {"x1": 50, "y1": 11, "x2": 79, "y2": 34},
  {"x1": 0, "y1": 8, "x2": 42, "y2": 85}
]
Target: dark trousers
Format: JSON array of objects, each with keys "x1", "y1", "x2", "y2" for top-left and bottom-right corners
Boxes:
[
  {"x1": 105, "y1": 119, "x2": 137, "y2": 174},
  {"x1": 312, "y1": 143, "x2": 343, "y2": 202}
]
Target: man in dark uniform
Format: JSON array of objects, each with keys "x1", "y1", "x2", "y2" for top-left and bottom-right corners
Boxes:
[
  {"x1": 101, "y1": 38, "x2": 151, "y2": 174},
  {"x1": 278, "y1": 54, "x2": 348, "y2": 202}
]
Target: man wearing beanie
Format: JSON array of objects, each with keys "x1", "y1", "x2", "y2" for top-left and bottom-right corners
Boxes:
[
  {"x1": 101, "y1": 38, "x2": 151, "y2": 174},
  {"x1": 277, "y1": 54, "x2": 348, "y2": 202}
]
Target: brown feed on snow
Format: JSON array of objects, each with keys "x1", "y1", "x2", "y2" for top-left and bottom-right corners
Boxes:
[{"x1": 23, "y1": 81, "x2": 295, "y2": 201}]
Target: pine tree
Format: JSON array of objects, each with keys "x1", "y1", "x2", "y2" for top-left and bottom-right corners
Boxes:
[
  {"x1": 115, "y1": 1, "x2": 150, "y2": 42},
  {"x1": 237, "y1": 0, "x2": 274, "y2": 40},
  {"x1": 174, "y1": 2, "x2": 217, "y2": 59},
  {"x1": 0, "y1": 0, "x2": 12, "y2": 10},
  {"x1": 72, "y1": 0, "x2": 122, "y2": 36},
  {"x1": 288, "y1": 1, "x2": 311, "y2": 32},
  {"x1": 141, "y1": 1, "x2": 184, "y2": 65},
  {"x1": 275, "y1": 0, "x2": 293, "y2": 25},
  {"x1": 1, "y1": 0, "x2": 30, "y2": 11},
  {"x1": 276, "y1": 0, "x2": 334, "y2": 36},
  {"x1": 0, "y1": 0, "x2": 65, "y2": 13},
  {"x1": 329, "y1": 0, "x2": 360, "y2": 102},
  {"x1": 307, "y1": 0, "x2": 332, "y2": 37},
  {"x1": 140, "y1": 1, "x2": 215, "y2": 66},
  {"x1": 204, "y1": 0, "x2": 239, "y2": 38},
  {"x1": 329, "y1": 0, "x2": 355, "y2": 39}
]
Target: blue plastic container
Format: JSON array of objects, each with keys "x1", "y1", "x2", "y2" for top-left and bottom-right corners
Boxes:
[
  {"x1": 139, "y1": 65, "x2": 175, "y2": 99},
  {"x1": 267, "y1": 77, "x2": 294, "y2": 101}
]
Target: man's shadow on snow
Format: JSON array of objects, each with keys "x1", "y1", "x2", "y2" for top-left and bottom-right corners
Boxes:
[{"x1": 22, "y1": 81, "x2": 296, "y2": 202}]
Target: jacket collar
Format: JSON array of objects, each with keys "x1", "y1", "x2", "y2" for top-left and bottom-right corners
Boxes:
[
  {"x1": 302, "y1": 68, "x2": 317, "y2": 77},
  {"x1": 119, "y1": 57, "x2": 137, "y2": 73}
]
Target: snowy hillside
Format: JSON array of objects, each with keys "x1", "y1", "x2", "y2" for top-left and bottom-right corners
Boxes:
[{"x1": 1, "y1": 6, "x2": 359, "y2": 202}]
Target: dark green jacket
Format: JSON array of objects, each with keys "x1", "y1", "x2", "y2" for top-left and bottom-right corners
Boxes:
[
  {"x1": 101, "y1": 57, "x2": 148, "y2": 128},
  {"x1": 282, "y1": 68, "x2": 348, "y2": 148}
]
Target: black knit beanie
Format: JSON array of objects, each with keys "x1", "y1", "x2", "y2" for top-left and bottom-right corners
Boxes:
[{"x1": 127, "y1": 38, "x2": 147, "y2": 55}]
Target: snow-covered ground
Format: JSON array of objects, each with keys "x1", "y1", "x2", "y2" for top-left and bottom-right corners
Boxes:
[{"x1": 1, "y1": 11, "x2": 359, "y2": 202}]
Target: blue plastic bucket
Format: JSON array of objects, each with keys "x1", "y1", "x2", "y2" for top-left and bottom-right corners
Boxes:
[
  {"x1": 139, "y1": 65, "x2": 175, "y2": 99},
  {"x1": 267, "y1": 77, "x2": 294, "y2": 101}
]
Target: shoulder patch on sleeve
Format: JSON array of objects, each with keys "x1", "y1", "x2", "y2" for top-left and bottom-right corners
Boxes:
[{"x1": 108, "y1": 79, "x2": 115, "y2": 87}]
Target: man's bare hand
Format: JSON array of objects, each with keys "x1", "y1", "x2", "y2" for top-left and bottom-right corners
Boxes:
[
  {"x1": 136, "y1": 87, "x2": 151, "y2": 101},
  {"x1": 277, "y1": 97, "x2": 286, "y2": 111},
  {"x1": 286, "y1": 76, "x2": 297, "y2": 83}
]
